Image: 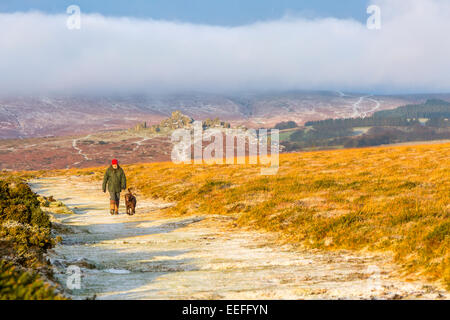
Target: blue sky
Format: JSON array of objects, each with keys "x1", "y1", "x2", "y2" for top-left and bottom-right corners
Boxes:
[{"x1": 0, "y1": 0, "x2": 370, "y2": 25}]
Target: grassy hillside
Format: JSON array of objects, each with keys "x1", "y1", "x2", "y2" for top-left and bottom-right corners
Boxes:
[{"x1": 29, "y1": 142, "x2": 450, "y2": 289}]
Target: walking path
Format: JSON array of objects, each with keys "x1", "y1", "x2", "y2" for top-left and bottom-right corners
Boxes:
[{"x1": 30, "y1": 176, "x2": 448, "y2": 300}]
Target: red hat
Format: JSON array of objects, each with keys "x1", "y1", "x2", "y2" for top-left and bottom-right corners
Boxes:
[{"x1": 111, "y1": 159, "x2": 118, "y2": 165}]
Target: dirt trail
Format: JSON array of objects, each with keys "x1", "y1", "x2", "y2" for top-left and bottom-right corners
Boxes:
[{"x1": 30, "y1": 176, "x2": 447, "y2": 300}]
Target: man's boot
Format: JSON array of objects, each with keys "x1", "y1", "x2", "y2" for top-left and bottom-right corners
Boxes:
[
  {"x1": 114, "y1": 201, "x2": 120, "y2": 215},
  {"x1": 110, "y1": 200, "x2": 115, "y2": 215}
]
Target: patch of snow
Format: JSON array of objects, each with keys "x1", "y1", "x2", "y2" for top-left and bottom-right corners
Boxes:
[{"x1": 105, "y1": 268, "x2": 131, "y2": 274}]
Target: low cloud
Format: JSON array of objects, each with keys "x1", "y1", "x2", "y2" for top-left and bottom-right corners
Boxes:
[{"x1": 0, "y1": 0, "x2": 449, "y2": 95}]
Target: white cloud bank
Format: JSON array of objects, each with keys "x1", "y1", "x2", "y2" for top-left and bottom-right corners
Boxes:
[{"x1": 0, "y1": 0, "x2": 449, "y2": 95}]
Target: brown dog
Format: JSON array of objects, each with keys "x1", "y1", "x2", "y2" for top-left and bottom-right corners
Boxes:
[{"x1": 124, "y1": 188, "x2": 137, "y2": 215}]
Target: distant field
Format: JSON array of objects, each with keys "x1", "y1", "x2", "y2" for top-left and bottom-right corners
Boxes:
[
  {"x1": 21, "y1": 142, "x2": 450, "y2": 289},
  {"x1": 352, "y1": 127, "x2": 373, "y2": 135},
  {"x1": 279, "y1": 128, "x2": 298, "y2": 141},
  {"x1": 0, "y1": 130, "x2": 172, "y2": 171}
]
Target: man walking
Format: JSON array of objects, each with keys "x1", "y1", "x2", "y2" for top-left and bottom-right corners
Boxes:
[{"x1": 102, "y1": 159, "x2": 127, "y2": 215}]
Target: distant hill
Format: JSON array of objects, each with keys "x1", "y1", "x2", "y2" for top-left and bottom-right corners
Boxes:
[
  {"x1": 305, "y1": 99, "x2": 450, "y2": 128},
  {"x1": 284, "y1": 100, "x2": 450, "y2": 151},
  {"x1": 0, "y1": 91, "x2": 436, "y2": 139}
]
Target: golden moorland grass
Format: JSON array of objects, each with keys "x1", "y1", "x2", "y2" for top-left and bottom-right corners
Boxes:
[{"x1": 20, "y1": 142, "x2": 450, "y2": 288}]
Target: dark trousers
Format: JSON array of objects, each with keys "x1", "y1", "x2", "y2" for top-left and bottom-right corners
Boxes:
[{"x1": 109, "y1": 192, "x2": 121, "y2": 202}]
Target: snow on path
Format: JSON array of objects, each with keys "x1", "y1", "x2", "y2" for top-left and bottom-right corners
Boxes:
[
  {"x1": 351, "y1": 95, "x2": 381, "y2": 118},
  {"x1": 351, "y1": 96, "x2": 368, "y2": 118},
  {"x1": 335, "y1": 90, "x2": 351, "y2": 97},
  {"x1": 364, "y1": 97, "x2": 382, "y2": 116},
  {"x1": 72, "y1": 134, "x2": 91, "y2": 166},
  {"x1": 30, "y1": 176, "x2": 448, "y2": 300},
  {"x1": 132, "y1": 136, "x2": 152, "y2": 152}
]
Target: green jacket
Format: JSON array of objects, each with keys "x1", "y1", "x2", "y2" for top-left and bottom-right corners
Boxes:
[{"x1": 102, "y1": 165, "x2": 126, "y2": 193}]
